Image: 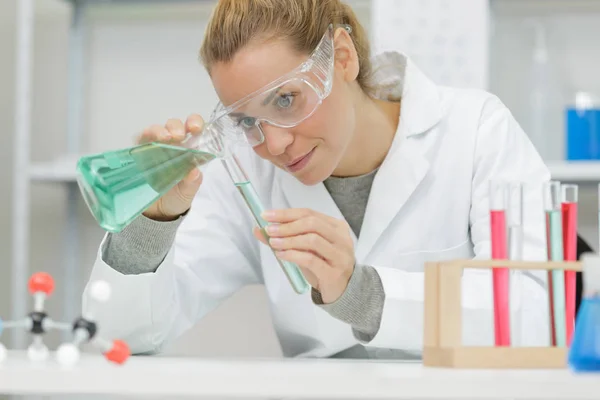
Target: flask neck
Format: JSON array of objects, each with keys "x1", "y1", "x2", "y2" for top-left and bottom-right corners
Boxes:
[{"x1": 182, "y1": 124, "x2": 228, "y2": 158}]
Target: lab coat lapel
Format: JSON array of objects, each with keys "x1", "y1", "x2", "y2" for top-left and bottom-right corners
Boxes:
[
  {"x1": 355, "y1": 130, "x2": 429, "y2": 261},
  {"x1": 355, "y1": 54, "x2": 443, "y2": 261}
]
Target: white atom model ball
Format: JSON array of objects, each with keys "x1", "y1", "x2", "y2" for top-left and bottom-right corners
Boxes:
[
  {"x1": 27, "y1": 343, "x2": 49, "y2": 362},
  {"x1": 89, "y1": 280, "x2": 111, "y2": 302},
  {"x1": 56, "y1": 343, "x2": 81, "y2": 367}
]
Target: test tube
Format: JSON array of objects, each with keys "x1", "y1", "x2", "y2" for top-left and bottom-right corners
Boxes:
[
  {"x1": 544, "y1": 181, "x2": 566, "y2": 347},
  {"x1": 506, "y1": 182, "x2": 523, "y2": 345},
  {"x1": 489, "y1": 180, "x2": 510, "y2": 346},
  {"x1": 507, "y1": 182, "x2": 523, "y2": 261},
  {"x1": 562, "y1": 183, "x2": 579, "y2": 345},
  {"x1": 221, "y1": 155, "x2": 310, "y2": 295}
]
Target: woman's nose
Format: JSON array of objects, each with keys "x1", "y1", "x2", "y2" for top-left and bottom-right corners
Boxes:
[{"x1": 260, "y1": 123, "x2": 294, "y2": 156}]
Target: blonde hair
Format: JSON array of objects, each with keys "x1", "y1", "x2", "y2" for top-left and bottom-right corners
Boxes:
[{"x1": 199, "y1": 0, "x2": 373, "y2": 94}]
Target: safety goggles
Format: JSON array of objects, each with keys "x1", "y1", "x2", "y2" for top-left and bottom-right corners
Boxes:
[{"x1": 206, "y1": 23, "x2": 344, "y2": 147}]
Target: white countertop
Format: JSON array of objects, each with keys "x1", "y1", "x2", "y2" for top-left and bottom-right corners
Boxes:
[{"x1": 1, "y1": 350, "x2": 599, "y2": 399}]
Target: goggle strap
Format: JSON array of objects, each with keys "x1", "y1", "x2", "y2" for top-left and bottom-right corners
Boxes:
[{"x1": 307, "y1": 25, "x2": 335, "y2": 96}]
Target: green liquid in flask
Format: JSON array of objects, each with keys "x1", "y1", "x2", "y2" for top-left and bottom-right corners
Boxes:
[
  {"x1": 76, "y1": 142, "x2": 216, "y2": 233},
  {"x1": 234, "y1": 180, "x2": 310, "y2": 294}
]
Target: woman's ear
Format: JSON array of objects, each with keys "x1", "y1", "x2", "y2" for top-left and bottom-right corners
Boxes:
[{"x1": 333, "y1": 27, "x2": 359, "y2": 82}]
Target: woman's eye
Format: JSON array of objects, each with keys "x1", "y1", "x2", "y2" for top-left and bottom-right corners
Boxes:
[
  {"x1": 239, "y1": 117, "x2": 256, "y2": 129},
  {"x1": 276, "y1": 94, "x2": 294, "y2": 109}
]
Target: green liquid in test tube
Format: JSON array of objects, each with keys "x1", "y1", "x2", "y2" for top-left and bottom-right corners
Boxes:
[
  {"x1": 223, "y1": 155, "x2": 310, "y2": 295},
  {"x1": 544, "y1": 181, "x2": 566, "y2": 347}
]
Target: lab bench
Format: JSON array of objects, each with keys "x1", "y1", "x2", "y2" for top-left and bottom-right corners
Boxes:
[{"x1": 0, "y1": 350, "x2": 599, "y2": 399}]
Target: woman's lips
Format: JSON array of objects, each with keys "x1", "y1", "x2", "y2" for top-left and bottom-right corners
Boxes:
[{"x1": 285, "y1": 148, "x2": 315, "y2": 172}]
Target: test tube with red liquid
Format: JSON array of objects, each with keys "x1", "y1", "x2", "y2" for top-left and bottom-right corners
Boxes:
[
  {"x1": 489, "y1": 180, "x2": 510, "y2": 346},
  {"x1": 561, "y1": 184, "x2": 578, "y2": 346}
]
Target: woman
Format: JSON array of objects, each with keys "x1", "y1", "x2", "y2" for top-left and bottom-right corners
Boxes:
[{"x1": 84, "y1": 0, "x2": 551, "y2": 359}]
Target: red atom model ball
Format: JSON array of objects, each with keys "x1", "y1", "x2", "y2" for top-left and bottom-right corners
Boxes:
[
  {"x1": 28, "y1": 272, "x2": 55, "y2": 295},
  {"x1": 105, "y1": 340, "x2": 130, "y2": 364}
]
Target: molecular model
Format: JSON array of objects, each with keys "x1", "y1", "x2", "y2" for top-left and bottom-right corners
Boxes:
[{"x1": 0, "y1": 272, "x2": 130, "y2": 367}]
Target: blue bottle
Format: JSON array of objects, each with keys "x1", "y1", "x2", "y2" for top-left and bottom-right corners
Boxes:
[
  {"x1": 566, "y1": 93, "x2": 600, "y2": 160},
  {"x1": 568, "y1": 253, "x2": 600, "y2": 372}
]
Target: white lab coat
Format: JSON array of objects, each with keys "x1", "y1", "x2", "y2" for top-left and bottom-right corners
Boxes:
[{"x1": 82, "y1": 52, "x2": 551, "y2": 358}]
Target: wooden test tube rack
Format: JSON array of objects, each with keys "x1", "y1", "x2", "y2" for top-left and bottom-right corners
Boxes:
[{"x1": 423, "y1": 259, "x2": 582, "y2": 369}]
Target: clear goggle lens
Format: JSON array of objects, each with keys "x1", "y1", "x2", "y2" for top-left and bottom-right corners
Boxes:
[
  {"x1": 207, "y1": 24, "x2": 338, "y2": 148},
  {"x1": 213, "y1": 78, "x2": 323, "y2": 147}
]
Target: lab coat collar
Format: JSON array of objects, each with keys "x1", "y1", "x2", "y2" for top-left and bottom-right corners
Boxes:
[
  {"x1": 276, "y1": 52, "x2": 441, "y2": 260},
  {"x1": 370, "y1": 51, "x2": 443, "y2": 137}
]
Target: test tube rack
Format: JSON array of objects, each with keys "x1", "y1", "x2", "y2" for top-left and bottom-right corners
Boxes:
[{"x1": 423, "y1": 258, "x2": 581, "y2": 369}]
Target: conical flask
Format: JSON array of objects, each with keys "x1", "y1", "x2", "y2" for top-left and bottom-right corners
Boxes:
[
  {"x1": 76, "y1": 127, "x2": 226, "y2": 233},
  {"x1": 568, "y1": 253, "x2": 600, "y2": 372}
]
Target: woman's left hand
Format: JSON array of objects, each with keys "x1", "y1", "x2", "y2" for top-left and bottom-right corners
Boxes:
[{"x1": 253, "y1": 208, "x2": 355, "y2": 303}]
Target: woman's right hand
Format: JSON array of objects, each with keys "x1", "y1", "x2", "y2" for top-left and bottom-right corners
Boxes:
[{"x1": 139, "y1": 114, "x2": 205, "y2": 221}]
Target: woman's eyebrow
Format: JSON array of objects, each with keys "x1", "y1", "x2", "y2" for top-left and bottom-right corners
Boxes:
[
  {"x1": 262, "y1": 86, "x2": 283, "y2": 105},
  {"x1": 228, "y1": 112, "x2": 247, "y2": 120}
]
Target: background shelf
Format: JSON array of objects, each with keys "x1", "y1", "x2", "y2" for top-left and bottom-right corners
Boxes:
[
  {"x1": 28, "y1": 159, "x2": 600, "y2": 185},
  {"x1": 30, "y1": 157, "x2": 79, "y2": 183},
  {"x1": 547, "y1": 161, "x2": 600, "y2": 184}
]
